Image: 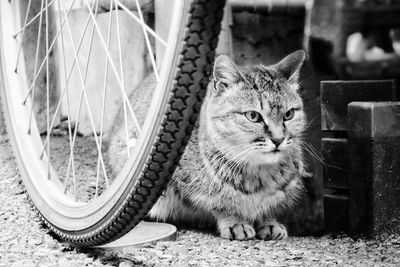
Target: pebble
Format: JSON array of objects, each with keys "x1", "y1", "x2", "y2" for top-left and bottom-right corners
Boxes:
[{"x1": 118, "y1": 261, "x2": 133, "y2": 267}]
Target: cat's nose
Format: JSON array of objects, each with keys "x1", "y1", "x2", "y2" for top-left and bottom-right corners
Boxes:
[{"x1": 271, "y1": 137, "x2": 284, "y2": 147}]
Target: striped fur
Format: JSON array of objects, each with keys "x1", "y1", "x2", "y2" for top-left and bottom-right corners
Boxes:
[
  {"x1": 108, "y1": 51, "x2": 307, "y2": 240},
  {"x1": 148, "y1": 50, "x2": 307, "y2": 240}
]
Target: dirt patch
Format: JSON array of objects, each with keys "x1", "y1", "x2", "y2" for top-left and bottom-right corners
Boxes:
[{"x1": 1, "y1": 135, "x2": 400, "y2": 266}]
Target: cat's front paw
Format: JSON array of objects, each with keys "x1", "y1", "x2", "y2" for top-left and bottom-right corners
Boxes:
[
  {"x1": 219, "y1": 223, "x2": 256, "y2": 241},
  {"x1": 256, "y1": 221, "x2": 287, "y2": 240}
]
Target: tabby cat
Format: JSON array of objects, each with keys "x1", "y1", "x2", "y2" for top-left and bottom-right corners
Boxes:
[{"x1": 108, "y1": 50, "x2": 307, "y2": 240}]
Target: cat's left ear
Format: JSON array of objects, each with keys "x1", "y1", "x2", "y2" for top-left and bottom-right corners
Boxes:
[
  {"x1": 213, "y1": 55, "x2": 240, "y2": 91},
  {"x1": 273, "y1": 50, "x2": 305, "y2": 84}
]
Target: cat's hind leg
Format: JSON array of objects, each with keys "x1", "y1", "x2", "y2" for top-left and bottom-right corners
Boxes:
[
  {"x1": 255, "y1": 220, "x2": 288, "y2": 240},
  {"x1": 148, "y1": 186, "x2": 186, "y2": 222},
  {"x1": 149, "y1": 185, "x2": 214, "y2": 228}
]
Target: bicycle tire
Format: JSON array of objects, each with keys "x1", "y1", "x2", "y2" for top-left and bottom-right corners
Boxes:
[{"x1": 0, "y1": 0, "x2": 225, "y2": 246}]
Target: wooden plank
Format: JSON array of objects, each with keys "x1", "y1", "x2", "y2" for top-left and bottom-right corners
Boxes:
[
  {"x1": 321, "y1": 80, "x2": 396, "y2": 131},
  {"x1": 321, "y1": 138, "x2": 348, "y2": 189},
  {"x1": 324, "y1": 194, "x2": 349, "y2": 234},
  {"x1": 348, "y1": 102, "x2": 400, "y2": 237}
]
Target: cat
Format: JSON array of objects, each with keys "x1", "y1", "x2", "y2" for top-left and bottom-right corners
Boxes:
[{"x1": 108, "y1": 50, "x2": 307, "y2": 241}]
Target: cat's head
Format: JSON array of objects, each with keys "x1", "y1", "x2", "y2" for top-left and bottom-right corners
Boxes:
[{"x1": 206, "y1": 50, "x2": 306, "y2": 165}]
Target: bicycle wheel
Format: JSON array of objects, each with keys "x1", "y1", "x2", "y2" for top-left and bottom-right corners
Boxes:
[{"x1": 0, "y1": 0, "x2": 225, "y2": 246}]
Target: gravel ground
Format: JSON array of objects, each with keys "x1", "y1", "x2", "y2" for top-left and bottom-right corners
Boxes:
[{"x1": 1, "y1": 134, "x2": 400, "y2": 267}]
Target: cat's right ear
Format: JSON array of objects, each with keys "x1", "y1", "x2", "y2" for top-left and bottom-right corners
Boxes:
[
  {"x1": 273, "y1": 50, "x2": 305, "y2": 84},
  {"x1": 213, "y1": 55, "x2": 239, "y2": 91}
]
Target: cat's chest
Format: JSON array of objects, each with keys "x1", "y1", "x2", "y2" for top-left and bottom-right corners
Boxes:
[
  {"x1": 222, "y1": 161, "x2": 299, "y2": 194},
  {"x1": 235, "y1": 166, "x2": 300, "y2": 199},
  {"x1": 202, "y1": 173, "x2": 302, "y2": 220},
  {"x1": 188, "y1": 162, "x2": 302, "y2": 218}
]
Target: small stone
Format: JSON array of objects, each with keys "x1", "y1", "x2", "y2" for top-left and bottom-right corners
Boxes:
[{"x1": 118, "y1": 261, "x2": 134, "y2": 267}]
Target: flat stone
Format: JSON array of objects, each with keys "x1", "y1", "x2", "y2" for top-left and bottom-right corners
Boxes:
[{"x1": 97, "y1": 221, "x2": 177, "y2": 249}]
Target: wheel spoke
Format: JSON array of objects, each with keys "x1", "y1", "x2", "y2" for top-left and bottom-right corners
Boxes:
[
  {"x1": 83, "y1": 0, "x2": 142, "y2": 134},
  {"x1": 56, "y1": 0, "x2": 77, "y2": 196},
  {"x1": 65, "y1": 92, "x2": 84, "y2": 195},
  {"x1": 22, "y1": 0, "x2": 79, "y2": 106},
  {"x1": 61, "y1": 1, "x2": 110, "y2": 189},
  {"x1": 13, "y1": 0, "x2": 57, "y2": 38},
  {"x1": 45, "y1": 0, "x2": 51, "y2": 180},
  {"x1": 39, "y1": 0, "x2": 100, "y2": 158},
  {"x1": 11, "y1": 0, "x2": 180, "y2": 200},
  {"x1": 27, "y1": 0, "x2": 45, "y2": 135},
  {"x1": 134, "y1": 0, "x2": 159, "y2": 81},
  {"x1": 64, "y1": 0, "x2": 105, "y2": 195},
  {"x1": 95, "y1": 0, "x2": 114, "y2": 197},
  {"x1": 14, "y1": 0, "x2": 32, "y2": 73},
  {"x1": 113, "y1": 0, "x2": 167, "y2": 47},
  {"x1": 114, "y1": 3, "x2": 131, "y2": 158}
]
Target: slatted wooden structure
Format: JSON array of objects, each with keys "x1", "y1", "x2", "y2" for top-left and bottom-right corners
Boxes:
[{"x1": 321, "y1": 80, "x2": 400, "y2": 236}]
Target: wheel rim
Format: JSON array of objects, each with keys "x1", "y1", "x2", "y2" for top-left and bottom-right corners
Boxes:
[{"x1": 0, "y1": 0, "x2": 186, "y2": 231}]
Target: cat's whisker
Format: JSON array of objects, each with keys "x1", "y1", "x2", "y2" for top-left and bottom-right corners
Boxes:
[
  {"x1": 298, "y1": 78, "x2": 306, "y2": 87},
  {"x1": 194, "y1": 151, "x2": 229, "y2": 195},
  {"x1": 209, "y1": 147, "x2": 253, "y2": 188},
  {"x1": 300, "y1": 142, "x2": 324, "y2": 165},
  {"x1": 302, "y1": 117, "x2": 316, "y2": 132},
  {"x1": 302, "y1": 142, "x2": 346, "y2": 172},
  {"x1": 225, "y1": 149, "x2": 254, "y2": 182},
  {"x1": 224, "y1": 147, "x2": 253, "y2": 162},
  {"x1": 301, "y1": 143, "x2": 331, "y2": 177},
  {"x1": 302, "y1": 142, "x2": 321, "y2": 160}
]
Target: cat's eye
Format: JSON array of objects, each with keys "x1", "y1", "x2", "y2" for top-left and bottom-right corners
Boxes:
[
  {"x1": 244, "y1": 111, "x2": 263, "y2": 123},
  {"x1": 284, "y1": 109, "x2": 295, "y2": 121}
]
